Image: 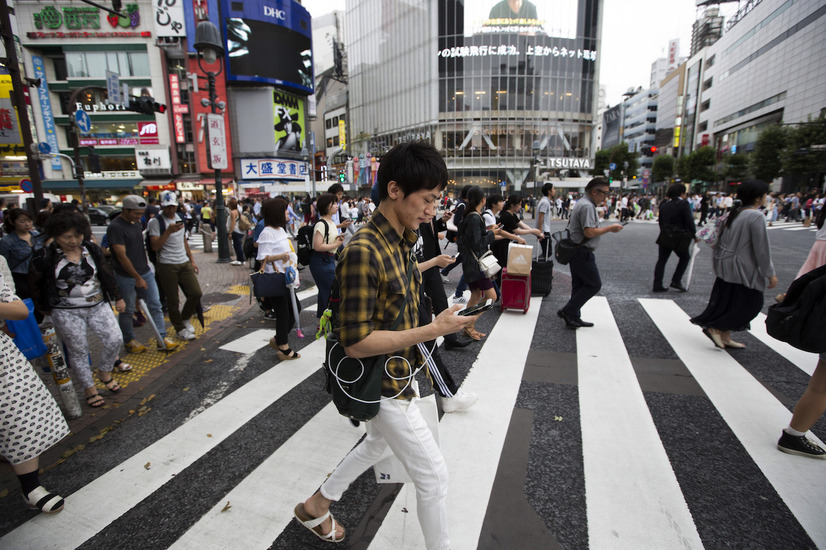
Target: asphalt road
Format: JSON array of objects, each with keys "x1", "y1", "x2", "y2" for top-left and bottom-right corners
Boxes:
[{"x1": 1, "y1": 216, "x2": 823, "y2": 550}]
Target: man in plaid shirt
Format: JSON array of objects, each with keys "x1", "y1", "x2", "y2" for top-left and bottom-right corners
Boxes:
[{"x1": 294, "y1": 142, "x2": 478, "y2": 549}]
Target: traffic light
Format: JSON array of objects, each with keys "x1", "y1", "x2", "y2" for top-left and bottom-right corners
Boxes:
[
  {"x1": 338, "y1": 172, "x2": 346, "y2": 183},
  {"x1": 650, "y1": 146, "x2": 658, "y2": 154},
  {"x1": 88, "y1": 149, "x2": 101, "y2": 173},
  {"x1": 128, "y1": 97, "x2": 167, "y2": 114}
]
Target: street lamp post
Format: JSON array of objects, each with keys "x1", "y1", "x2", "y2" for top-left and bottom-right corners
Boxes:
[{"x1": 194, "y1": 21, "x2": 230, "y2": 263}]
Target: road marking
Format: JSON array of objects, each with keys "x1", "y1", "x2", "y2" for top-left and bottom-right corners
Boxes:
[
  {"x1": 578, "y1": 298, "x2": 703, "y2": 549},
  {"x1": 748, "y1": 312, "x2": 818, "y2": 376},
  {"x1": 170, "y1": 404, "x2": 364, "y2": 549},
  {"x1": 639, "y1": 298, "x2": 826, "y2": 548},
  {"x1": 218, "y1": 288, "x2": 318, "y2": 354},
  {"x1": 0, "y1": 339, "x2": 327, "y2": 550},
  {"x1": 369, "y1": 298, "x2": 542, "y2": 550}
]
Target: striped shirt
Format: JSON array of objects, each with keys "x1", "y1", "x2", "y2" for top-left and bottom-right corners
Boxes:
[{"x1": 336, "y1": 211, "x2": 421, "y2": 399}]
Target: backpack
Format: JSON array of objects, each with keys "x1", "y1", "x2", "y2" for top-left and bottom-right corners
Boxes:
[
  {"x1": 296, "y1": 220, "x2": 330, "y2": 266},
  {"x1": 238, "y1": 211, "x2": 253, "y2": 231},
  {"x1": 765, "y1": 264, "x2": 826, "y2": 353},
  {"x1": 146, "y1": 214, "x2": 182, "y2": 264}
]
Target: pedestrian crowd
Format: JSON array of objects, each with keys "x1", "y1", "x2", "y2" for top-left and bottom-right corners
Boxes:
[{"x1": 1, "y1": 150, "x2": 823, "y2": 547}]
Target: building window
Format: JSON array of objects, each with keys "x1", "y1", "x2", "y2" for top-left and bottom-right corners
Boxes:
[
  {"x1": 65, "y1": 51, "x2": 150, "y2": 78},
  {"x1": 699, "y1": 121, "x2": 708, "y2": 132},
  {"x1": 53, "y1": 57, "x2": 68, "y2": 81},
  {"x1": 702, "y1": 77, "x2": 713, "y2": 91},
  {"x1": 706, "y1": 54, "x2": 715, "y2": 67},
  {"x1": 700, "y1": 99, "x2": 711, "y2": 112},
  {"x1": 326, "y1": 118, "x2": 332, "y2": 129}
]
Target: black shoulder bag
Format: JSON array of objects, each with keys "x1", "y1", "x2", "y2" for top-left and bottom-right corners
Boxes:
[{"x1": 323, "y1": 253, "x2": 415, "y2": 422}]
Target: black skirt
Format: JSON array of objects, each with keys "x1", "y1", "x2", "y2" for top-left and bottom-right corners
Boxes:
[{"x1": 690, "y1": 277, "x2": 764, "y2": 332}]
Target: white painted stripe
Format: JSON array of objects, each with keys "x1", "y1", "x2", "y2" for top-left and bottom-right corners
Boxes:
[
  {"x1": 639, "y1": 299, "x2": 826, "y2": 547},
  {"x1": 578, "y1": 298, "x2": 702, "y2": 548},
  {"x1": 785, "y1": 226, "x2": 815, "y2": 231},
  {"x1": 219, "y1": 328, "x2": 275, "y2": 353},
  {"x1": 369, "y1": 298, "x2": 542, "y2": 550},
  {"x1": 170, "y1": 404, "x2": 364, "y2": 549},
  {"x1": 748, "y1": 312, "x2": 818, "y2": 376},
  {"x1": 0, "y1": 339, "x2": 327, "y2": 550},
  {"x1": 218, "y1": 288, "x2": 318, "y2": 354}
]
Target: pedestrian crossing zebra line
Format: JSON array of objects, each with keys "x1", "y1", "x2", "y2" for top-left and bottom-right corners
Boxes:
[
  {"x1": 218, "y1": 287, "x2": 319, "y2": 354},
  {"x1": 0, "y1": 339, "x2": 328, "y2": 550},
  {"x1": 169, "y1": 403, "x2": 364, "y2": 549},
  {"x1": 369, "y1": 297, "x2": 543, "y2": 550},
  {"x1": 639, "y1": 299, "x2": 826, "y2": 548},
  {"x1": 578, "y1": 297, "x2": 703, "y2": 549},
  {"x1": 748, "y1": 312, "x2": 819, "y2": 376}
]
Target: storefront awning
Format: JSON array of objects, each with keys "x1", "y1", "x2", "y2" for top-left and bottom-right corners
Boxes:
[{"x1": 42, "y1": 179, "x2": 143, "y2": 191}]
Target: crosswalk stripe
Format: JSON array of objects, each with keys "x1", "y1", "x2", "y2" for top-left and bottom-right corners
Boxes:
[
  {"x1": 748, "y1": 312, "x2": 818, "y2": 376},
  {"x1": 639, "y1": 298, "x2": 826, "y2": 547},
  {"x1": 578, "y1": 297, "x2": 703, "y2": 549},
  {"x1": 218, "y1": 288, "x2": 319, "y2": 353},
  {"x1": 169, "y1": 403, "x2": 364, "y2": 549},
  {"x1": 369, "y1": 298, "x2": 542, "y2": 550},
  {"x1": 0, "y1": 339, "x2": 327, "y2": 550}
]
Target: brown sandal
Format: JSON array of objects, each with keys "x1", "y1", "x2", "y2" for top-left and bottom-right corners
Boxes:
[{"x1": 464, "y1": 327, "x2": 481, "y2": 341}]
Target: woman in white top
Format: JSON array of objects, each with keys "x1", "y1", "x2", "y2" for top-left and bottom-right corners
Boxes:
[
  {"x1": 227, "y1": 198, "x2": 245, "y2": 265},
  {"x1": 256, "y1": 198, "x2": 300, "y2": 360},
  {"x1": 309, "y1": 193, "x2": 344, "y2": 319}
]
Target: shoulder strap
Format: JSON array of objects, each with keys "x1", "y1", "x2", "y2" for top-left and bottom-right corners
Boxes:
[{"x1": 390, "y1": 252, "x2": 416, "y2": 331}]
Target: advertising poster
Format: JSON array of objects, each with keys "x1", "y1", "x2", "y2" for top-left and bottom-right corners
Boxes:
[
  {"x1": 273, "y1": 90, "x2": 305, "y2": 153},
  {"x1": 0, "y1": 75, "x2": 21, "y2": 146},
  {"x1": 465, "y1": 0, "x2": 579, "y2": 39}
]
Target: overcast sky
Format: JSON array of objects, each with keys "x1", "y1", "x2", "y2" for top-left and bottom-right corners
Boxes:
[{"x1": 300, "y1": 0, "x2": 739, "y2": 107}]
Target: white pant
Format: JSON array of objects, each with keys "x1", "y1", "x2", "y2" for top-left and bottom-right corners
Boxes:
[{"x1": 320, "y1": 398, "x2": 450, "y2": 550}]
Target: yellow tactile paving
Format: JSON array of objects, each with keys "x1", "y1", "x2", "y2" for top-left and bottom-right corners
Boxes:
[
  {"x1": 94, "y1": 304, "x2": 239, "y2": 391},
  {"x1": 228, "y1": 284, "x2": 250, "y2": 296}
]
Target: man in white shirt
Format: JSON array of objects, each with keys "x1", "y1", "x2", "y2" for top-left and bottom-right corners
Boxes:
[
  {"x1": 535, "y1": 182, "x2": 555, "y2": 257},
  {"x1": 148, "y1": 191, "x2": 203, "y2": 341}
]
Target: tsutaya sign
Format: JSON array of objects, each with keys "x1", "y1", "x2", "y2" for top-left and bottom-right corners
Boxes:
[{"x1": 543, "y1": 157, "x2": 594, "y2": 170}]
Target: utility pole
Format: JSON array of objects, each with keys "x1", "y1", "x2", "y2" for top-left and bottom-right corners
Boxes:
[{"x1": 0, "y1": 0, "x2": 44, "y2": 211}]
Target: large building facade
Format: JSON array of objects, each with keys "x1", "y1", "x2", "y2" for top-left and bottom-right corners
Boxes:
[{"x1": 344, "y1": 0, "x2": 603, "y2": 193}]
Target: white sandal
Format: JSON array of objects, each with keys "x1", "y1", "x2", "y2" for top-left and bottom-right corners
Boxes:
[
  {"x1": 24, "y1": 486, "x2": 64, "y2": 514},
  {"x1": 294, "y1": 503, "x2": 345, "y2": 543}
]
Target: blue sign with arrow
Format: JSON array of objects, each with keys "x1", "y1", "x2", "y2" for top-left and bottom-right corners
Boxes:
[{"x1": 74, "y1": 109, "x2": 91, "y2": 134}]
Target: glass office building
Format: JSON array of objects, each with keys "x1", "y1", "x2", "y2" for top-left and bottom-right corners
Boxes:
[{"x1": 346, "y1": 0, "x2": 603, "y2": 191}]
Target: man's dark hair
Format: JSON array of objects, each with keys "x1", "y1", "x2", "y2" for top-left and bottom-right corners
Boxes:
[
  {"x1": 487, "y1": 193, "x2": 504, "y2": 206},
  {"x1": 45, "y1": 212, "x2": 90, "y2": 240},
  {"x1": 541, "y1": 182, "x2": 554, "y2": 197},
  {"x1": 262, "y1": 198, "x2": 288, "y2": 229},
  {"x1": 327, "y1": 183, "x2": 344, "y2": 195},
  {"x1": 585, "y1": 177, "x2": 609, "y2": 192},
  {"x1": 459, "y1": 185, "x2": 472, "y2": 200},
  {"x1": 666, "y1": 183, "x2": 686, "y2": 199},
  {"x1": 38, "y1": 198, "x2": 51, "y2": 209},
  {"x1": 317, "y1": 193, "x2": 338, "y2": 216},
  {"x1": 376, "y1": 142, "x2": 448, "y2": 201}
]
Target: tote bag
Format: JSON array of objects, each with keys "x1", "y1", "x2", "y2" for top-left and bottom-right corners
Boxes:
[{"x1": 7, "y1": 298, "x2": 48, "y2": 360}]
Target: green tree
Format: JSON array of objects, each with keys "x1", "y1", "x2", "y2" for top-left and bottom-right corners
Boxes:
[
  {"x1": 752, "y1": 124, "x2": 786, "y2": 182},
  {"x1": 691, "y1": 146, "x2": 717, "y2": 183},
  {"x1": 782, "y1": 115, "x2": 826, "y2": 189},
  {"x1": 593, "y1": 148, "x2": 611, "y2": 177},
  {"x1": 592, "y1": 143, "x2": 638, "y2": 181},
  {"x1": 652, "y1": 154, "x2": 675, "y2": 184},
  {"x1": 723, "y1": 153, "x2": 749, "y2": 182}
]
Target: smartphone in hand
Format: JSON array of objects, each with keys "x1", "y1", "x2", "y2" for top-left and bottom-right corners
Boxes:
[{"x1": 458, "y1": 299, "x2": 494, "y2": 316}]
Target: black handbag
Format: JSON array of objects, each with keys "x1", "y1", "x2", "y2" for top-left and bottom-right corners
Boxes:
[
  {"x1": 250, "y1": 269, "x2": 287, "y2": 298},
  {"x1": 552, "y1": 229, "x2": 587, "y2": 265},
  {"x1": 324, "y1": 254, "x2": 415, "y2": 422}
]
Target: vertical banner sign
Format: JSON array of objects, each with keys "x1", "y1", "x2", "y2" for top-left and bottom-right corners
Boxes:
[
  {"x1": 153, "y1": 0, "x2": 185, "y2": 37},
  {"x1": 206, "y1": 114, "x2": 228, "y2": 170},
  {"x1": 31, "y1": 56, "x2": 62, "y2": 170},
  {"x1": 338, "y1": 120, "x2": 346, "y2": 151},
  {"x1": 667, "y1": 39, "x2": 680, "y2": 72},
  {"x1": 106, "y1": 70, "x2": 120, "y2": 105},
  {"x1": 168, "y1": 74, "x2": 186, "y2": 143}
]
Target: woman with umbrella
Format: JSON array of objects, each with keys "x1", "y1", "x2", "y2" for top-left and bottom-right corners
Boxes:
[{"x1": 256, "y1": 198, "x2": 301, "y2": 360}]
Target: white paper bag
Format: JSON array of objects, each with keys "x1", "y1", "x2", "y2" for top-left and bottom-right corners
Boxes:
[{"x1": 373, "y1": 394, "x2": 440, "y2": 484}]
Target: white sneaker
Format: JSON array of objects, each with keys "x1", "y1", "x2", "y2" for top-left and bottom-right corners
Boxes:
[
  {"x1": 177, "y1": 327, "x2": 195, "y2": 341},
  {"x1": 183, "y1": 319, "x2": 195, "y2": 334},
  {"x1": 452, "y1": 295, "x2": 467, "y2": 304},
  {"x1": 440, "y1": 389, "x2": 477, "y2": 413}
]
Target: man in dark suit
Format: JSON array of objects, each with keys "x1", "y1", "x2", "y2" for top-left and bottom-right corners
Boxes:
[{"x1": 653, "y1": 183, "x2": 697, "y2": 292}]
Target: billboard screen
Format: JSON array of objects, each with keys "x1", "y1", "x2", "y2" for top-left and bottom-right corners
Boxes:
[
  {"x1": 465, "y1": 0, "x2": 579, "y2": 39},
  {"x1": 220, "y1": 0, "x2": 313, "y2": 95},
  {"x1": 273, "y1": 90, "x2": 305, "y2": 153}
]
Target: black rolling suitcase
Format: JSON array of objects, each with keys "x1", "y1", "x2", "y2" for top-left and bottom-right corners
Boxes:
[{"x1": 531, "y1": 241, "x2": 553, "y2": 296}]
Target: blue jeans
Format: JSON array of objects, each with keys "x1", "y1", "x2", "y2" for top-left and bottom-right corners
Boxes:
[
  {"x1": 114, "y1": 270, "x2": 168, "y2": 342},
  {"x1": 231, "y1": 232, "x2": 245, "y2": 262},
  {"x1": 453, "y1": 274, "x2": 467, "y2": 298},
  {"x1": 309, "y1": 252, "x2": 336, "y2": 318}
]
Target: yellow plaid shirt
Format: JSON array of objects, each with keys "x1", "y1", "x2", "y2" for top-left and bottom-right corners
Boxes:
[{"x1": 336, "y1": 211, "x2": 421, "y2": 399}]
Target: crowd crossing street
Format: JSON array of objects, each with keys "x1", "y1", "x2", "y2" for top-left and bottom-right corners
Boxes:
[{"x1": 1, "y1": 220, "x2": 824, "y2": 549}]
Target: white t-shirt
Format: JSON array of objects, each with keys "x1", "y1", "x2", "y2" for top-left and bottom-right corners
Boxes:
[
  {"x1": 482, "y1": 209, "x2": 496, "y2": 227},
  {"x1": 537, "y1": 196, "x2": 552, "y2": 233},
  {"x1": 256, "y1": 226, "x2": 292, "y2": 273},
  {"x1": 147, "y1": 214, "x2": 188, "y2": 264}
]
